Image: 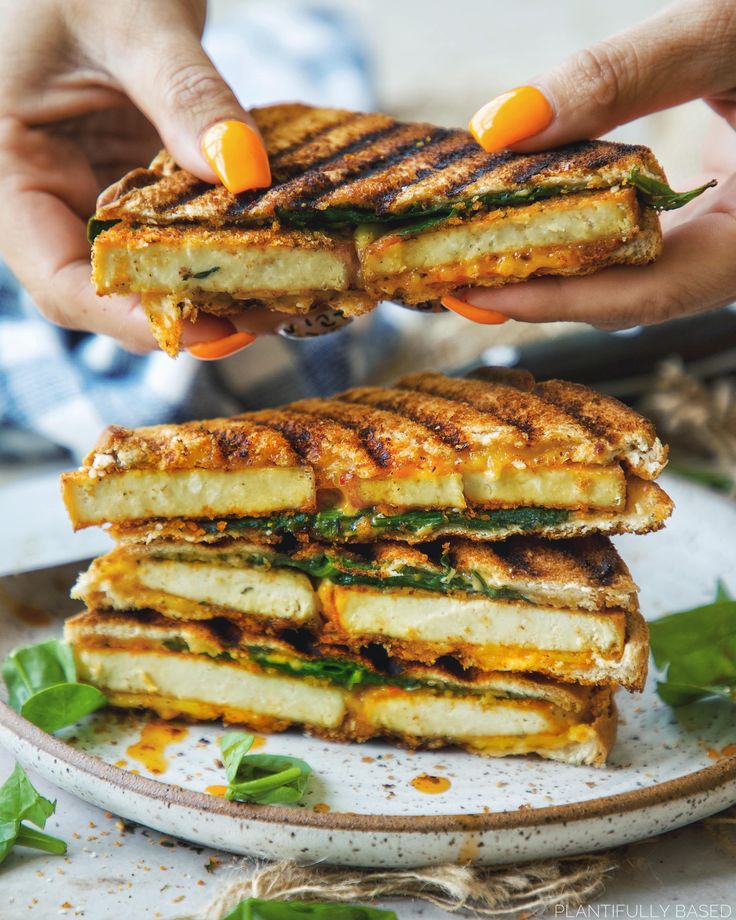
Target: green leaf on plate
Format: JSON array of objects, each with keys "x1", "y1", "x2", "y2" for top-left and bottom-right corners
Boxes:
[
  {"x1": 219, "y1": 733, "x2": 312, "y2": 805},
  {"x1": 2, "y1": 639, "x2": 107, "y2": 731}
]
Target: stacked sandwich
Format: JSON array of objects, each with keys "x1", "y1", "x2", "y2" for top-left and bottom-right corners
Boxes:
[{"x1": 62, "y1": 369, "x2": 672, "y2": 766}]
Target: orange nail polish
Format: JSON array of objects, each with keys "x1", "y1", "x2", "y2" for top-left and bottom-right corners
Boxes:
[
  {"x1": 187, "y1": 331, "x2": 256, "y2": 360},
  {"x1": 441, "y1": 295, "x2": 508, "y2": 325},
  {"x1": 201, "y1": 120, "x2": 271, "y2": 194},
  {"x1": 469, "y1": 86, "x2": 553, "y2": 153}
]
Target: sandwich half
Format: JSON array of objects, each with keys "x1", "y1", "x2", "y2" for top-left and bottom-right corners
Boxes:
[
  {"x1": 60, "y1": 369, "x2": 673, "y2": 544},
  {"x1": 64, "y1": 609, "x2": 616, "y2": 766},
  {"x1": 89, "y1": 103, "x2": 712, "y2": 355},
  {"x1": 71, "y1": 534, "x2": 647, "y2": 690}
]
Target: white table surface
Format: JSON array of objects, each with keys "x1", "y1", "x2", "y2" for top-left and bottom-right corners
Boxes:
[{"x1": 1, "y1": 464, "x2": 734, "y2": 920}]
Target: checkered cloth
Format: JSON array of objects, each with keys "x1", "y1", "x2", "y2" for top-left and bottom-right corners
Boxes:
[{"x1": 0, "y1": 2, "x2": 405, "y2": 461}]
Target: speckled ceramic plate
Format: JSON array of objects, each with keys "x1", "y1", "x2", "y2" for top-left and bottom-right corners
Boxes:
[{"x1": 0, "y1": 474, "x2": 735, "y2": 868}]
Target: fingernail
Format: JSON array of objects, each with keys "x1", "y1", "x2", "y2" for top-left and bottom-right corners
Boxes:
[
  {"x1": 469, "y1": 85, "x2": 553, "y2": 153},
  {"x1": 441, "y1": 295, "x2": 508, "y2": 325},
  {"x1": 201, "y1": 120, "x2": 271, "y2": 194},
  {"x1": 187, "y1": 331, "x2": 256, "y2": 360},
  {"x1": 276, "y1": 309, "x2": 353, "y2": 339}
]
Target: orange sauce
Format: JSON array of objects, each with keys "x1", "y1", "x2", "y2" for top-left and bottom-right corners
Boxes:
[
  {"x1": 410, "y1": 773, "x2": 451, "y2": 795},
  {"x1": 313, "y1": 803, "x2": 331, "y2": 813},
  {"x1": 250, "y1": 735, "x2": 266, "y2": 751},
  {"x1": 126, "y1": 721, "x2": 189, "y2": 775},
  {"x1": 205, "y1": 785, "x2": 228, "y2": 797}
]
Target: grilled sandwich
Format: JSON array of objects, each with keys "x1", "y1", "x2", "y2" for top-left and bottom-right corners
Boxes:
[
  {"x1": 64, "y1": 608, "x2": 616, "y2": 766},
  {"x1": 71, "y1": 534, "x2": 647, "y2": 690},
  {"x1": 61, "y1": 370, "x2": 672, "y2": 543},
  {"x1": 89, "y1": 103, "x2": 712, "y2": 355}
]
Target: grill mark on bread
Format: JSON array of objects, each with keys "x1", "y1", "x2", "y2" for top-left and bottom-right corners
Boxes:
[
  {"x1": 288, "y1": 125, "x2": 451, "y2": 212},
  {"x1": 213, "y1": 428, "x2": 252, "y2": 463},
  {"x1": 551, "y1": 538, "x2": 621, "y2": 587},
  {"x1": 289, "y1": 398, "x2": 455, "y2": 472},
  {"x1": 396, "y1": 374, "x2": 543, "y2": 443},
  {"x1": 154, "y1": 180, "x2": 212, "y2": 213},
  {"x1": 268, "y1": 111, "x2": 357, "y2": 168},
  {"x1": 338, "y1": 387, "x2": 471, "y2": 451},
  {"x1": 442, "y1": 150, "x2": 517, "y2": 198},
  {"x1": 487, "y1": 540, "x2": 544, "y2": 578},
  {"x1": 371, "y1": 137, "x2": 478, "y2": 212}
]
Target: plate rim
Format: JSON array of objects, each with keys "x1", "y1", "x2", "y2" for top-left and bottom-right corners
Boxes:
[{"x1": 2, "y1": 701, "x2": 735, "y2": 834}]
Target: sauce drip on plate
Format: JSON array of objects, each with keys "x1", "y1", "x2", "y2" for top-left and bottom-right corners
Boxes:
[
  {"x1": 410, "y1": 772, "x2": 451, "y2": 794},
  {"x1": 126, "y1": 721, "x2": 189, "y2": 775}
]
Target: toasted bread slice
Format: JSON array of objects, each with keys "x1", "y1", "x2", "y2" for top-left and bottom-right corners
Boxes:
[
  {"x1": 96, "y1": 104, "x2": 668, "y2": 228},
  {"x1": 66, "y1": 609, "x2": 616, "y2": 764}
]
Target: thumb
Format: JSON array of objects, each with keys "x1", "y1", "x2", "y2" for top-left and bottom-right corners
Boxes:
[
  {"x1": 470, "y1": 0, "x2": 736, "y2": 152},
  {"x1": 104, "y1": 18, "x2": 264, "y2": 184}
]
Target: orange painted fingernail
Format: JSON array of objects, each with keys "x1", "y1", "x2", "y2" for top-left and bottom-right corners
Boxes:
[
  {"x1": 469, "y1": 86, "x2": 553, "y2": 153},
  {"x1": 201, "y1": 120, "x2": 271, "y2": 193},
  {"x1": 187, "y1": 331, "x2": 256, "y2": 360},
  {"x1": 441, "y1": 295, "x2": 508, "y2": 325}
]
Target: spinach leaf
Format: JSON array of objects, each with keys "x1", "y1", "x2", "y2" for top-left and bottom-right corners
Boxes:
[
  {"x1": 247, "y1": 647, "x2": 422, "y2": 692},
  {"x1": 234, "y1": 545, "x2": 524, "y2": 601},
  {"x1": 20, "y1": 684, "x2": 108, "y2": 734},
  {"x1": 2, "y1": 640, "x2": 76, "y2": 710},
  {"x1": 199, "y1": 505, "x2": 569, "y2": 542},
  {"x1": 627, "y1": 169, "x2": 716, "y2": 211},
  {"x1": 219, "y1": 733, "x2": 312, "y2": 805},
  {"x1": 2, "y1": 639, "x2": 107, "y2": 731},
  {"x1": 86, "y1": 218, "x2": 120, "y2": 242},
  {"x1": 0, "y1": 763, "x2": 67, "y2": 865},
  {"x1": 222, "y1": 899, "x2": 396, "y2": 920},
  {"x1": 649, "y1": 583, "x2": 736, "y2": 706},
  {"x1": 190, "y1": 266, "x2": 220, "y2": 280}
]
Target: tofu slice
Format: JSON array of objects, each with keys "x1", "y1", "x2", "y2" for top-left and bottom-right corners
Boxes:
[
  {"x1": 318, "y1": 582, "x2": 638, "y2": 687},
  {"x1": 462, "y1": 464, "x2": 626, "y2": 510},
  {"x1": 73, "y1": 549, "x2": 318, "y2": 625},
  {"x1": 320, "y1": 583, "x2": 625, "y2": 655},
  {"x1": 93, "y1": 224, "x2": 360, "y2": 299},
  {"x1": 62, "y1": 467, "x2": 315, "y2": 527},
  {"x1": 75, "y1": 648, "x2": 347, "y2": 729}
]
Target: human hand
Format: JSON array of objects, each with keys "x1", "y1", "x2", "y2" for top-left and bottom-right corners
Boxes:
[
  {"x1": 448, "y1": 0, "x2": 736, "y2": 331},
  {"x1": 0, "y1": 0, "x2": 277, "y2": 356}
]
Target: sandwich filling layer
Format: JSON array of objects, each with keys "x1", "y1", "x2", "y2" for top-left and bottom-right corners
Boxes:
[
  {"x1": 71, "y1": 534, "x2": 647, "y2": 689},
  {"x1": 66, "y1": 617, "x2": 614, "y2": 765}
]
